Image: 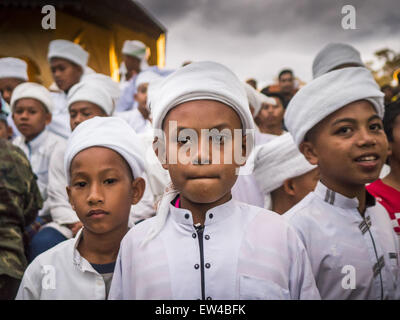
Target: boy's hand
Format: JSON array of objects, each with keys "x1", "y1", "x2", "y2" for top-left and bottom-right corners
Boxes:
[{"x1": 66, "y1": 221, "x2": 83, "y2": 237}]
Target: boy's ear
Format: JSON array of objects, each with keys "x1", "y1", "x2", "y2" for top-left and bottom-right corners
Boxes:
[
  {"x1": 283, "y1": 178, "x2": 296, "y2": 196},
  {"x1": 134, "y1": 93, "x2": 138, "y2": 102},
  {"x1": 131, "y1": 177, "x2": 146, "y2": 205},
  {"x1": 66, "y1": 186, "x2": 76, "y2": 210},
  {"x1": 153, "y1": 136, "x2": 168, "y2": 170},
  {"x1": 387, "y1": 142, "x2": 393, "y2": 158},
  {"x1": 45, "y1": 112, "x2": 52, "y2": 125},
  {"x1": 299, "y1": 141, "x2": 319, "y2": 165}
]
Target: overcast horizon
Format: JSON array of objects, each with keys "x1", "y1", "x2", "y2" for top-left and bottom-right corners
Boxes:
[{"x1": 137, "y1": 0, "x2": 400, "y2": 88}]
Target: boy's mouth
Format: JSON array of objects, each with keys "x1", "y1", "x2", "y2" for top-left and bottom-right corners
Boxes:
[
  {"x1": 354, "y1": 153, "x2": 379, "y2": 162},
  {"x1": 87, "y1": 209, "x2": 109, "y2": 217}
]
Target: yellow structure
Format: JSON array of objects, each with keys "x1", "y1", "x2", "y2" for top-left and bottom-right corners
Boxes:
[{"x1": 0, "y1": 0, "x2": 166, "y2": 86}]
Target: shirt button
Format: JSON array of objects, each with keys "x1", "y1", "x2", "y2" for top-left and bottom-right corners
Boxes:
[
  {"x1": 185, "y1": 213, "x2": 190, "y2": 219},
  {"x1": 192, "y1": 233, "x2": 197, "y2": 238},
  {"x1": 194, "y1": 264, "x2": 199, "y2": 269},
  {"x1": 206, "y1": 296, "x2": 212, "y2": 300},
  {"x1": 205, "y1": 263, "x2": 211, "y2": 269},
  {"x1": 205, "y1": 235, "x2": 210, "y2": 240},
  {"x1": 209, "y1": 213, "x2": 213, "y2": 219}
]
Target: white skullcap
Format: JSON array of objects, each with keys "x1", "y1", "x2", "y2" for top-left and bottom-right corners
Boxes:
[
  {"x1": 253, "y1": 133, "x2": 316, "y2": 196},
  {"x1": 284, "y1": 67, "x2": 384, "y2": 147},
  {"x1": 67, "y1": 81, "x2": 114, "y2": 116},
  {"x1": 150, "y1": 61, "x2": 255, "y2": 134},
  {"x1": 243, "y1": 82, "x2": 261, "y2": 117},
  {"x1": 48, "y1": 39, "x2": 89, "y2": 70},
  {"x1": 312, "y1": 42, "x2": 364, "y2": 79},
  {"x1": 64, "y1": 116, "x2": 145, "y2": 184},
  {"x1": 80, "y1": 73, "x2": 121, "y2": 110},
  {"x1": 122, "y1": 40, "x2": 147, "y2": 60},
  {"x1": 0, "y1": 57, "x2": 28, "y2": 80},
  {"x1": 11, "y1": 82, "x2": 53, "y2": 113},
  {"x1": 136, "y1": 70, "x2": 162, "y2": 89}
]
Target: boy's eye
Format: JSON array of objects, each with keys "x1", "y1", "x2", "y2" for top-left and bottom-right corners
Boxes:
[
  {"x1": 74, "y1": 181, "x2": 87, "y2": 188},
  {"x1": 336, "y1": 126, "x2": 352, "y2": 135},
  {"x1": 370, "y1": 123, "x2": 382, "y2": 131},
  {"x1": 178, "y1": 136, "x2": 191, "y2": 144},
  {"x1": 82, "y1": 112, "x2": 92, "y2": 117},
  {"x1": 104, "y1": 178, "x2": 117, "y2": 185}
]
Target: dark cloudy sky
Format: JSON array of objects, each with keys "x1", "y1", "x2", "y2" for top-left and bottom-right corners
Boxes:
[{"x1": 137, "y1": 0, "x2": 399, "y2": 87}]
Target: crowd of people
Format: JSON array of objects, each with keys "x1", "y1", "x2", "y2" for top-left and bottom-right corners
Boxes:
[{"x1": 0, "y1": 39, "x2": 399, "y2": 300}]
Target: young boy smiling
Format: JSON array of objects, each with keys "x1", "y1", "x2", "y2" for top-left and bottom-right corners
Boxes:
[
  {"x1": 16, "y1": 117, "x2": 146, "y2": 299},
  {"x1": 284, "y1": 67, "x2": 400, "y2": 299},
  {"x1": 109, "y1": 61, "x2": 320, "y2": 300}
]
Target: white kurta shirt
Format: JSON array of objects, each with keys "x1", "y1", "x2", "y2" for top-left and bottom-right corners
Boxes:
[
  {"x1": 13, "y1": 129, "x2": 65, "y2": 216},
  {"x1": 284, "y1": 181, "x2": 400, "y2": 300},
  {"x1": 108, "y1": 199, "x2": 321, "y2": 300},
  {"x1": 15, "y1": 228, "x2": 111, "y2": 300},
  {"x1": 47, "y1": 91, "x2": 71, "y2": 139}
]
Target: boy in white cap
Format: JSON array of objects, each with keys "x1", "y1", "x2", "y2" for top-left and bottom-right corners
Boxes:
[
  {"x1": 0, "y1": 113, "x2": 12, "y2": 140},
  {"x1": 47, "y1": 39, "x2": 90, "y2": 139},
  {"x1": 16, "y1": 117, "x2": 146, "y2": 299},
  {"x1": 284, "y1": 67, "x2": 400, "y2": 299},
  {"x1": 108, "y1": 61, "x2": 320, "y2": 300},
  {"x1": 253, "y1": 133, "x2": 319, "y2": 212}
]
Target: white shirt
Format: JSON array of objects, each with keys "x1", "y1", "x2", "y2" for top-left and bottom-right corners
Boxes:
[
  {"x1": 13, "y1": 129, "x2": 65, "y2": 216},
  {"x1": 108, "y1": 199, "x2": 320, "y2": 300},
  {"x1": 15, "y1": 228, "x2": 111, "y2": 300},
  {"x1": 284, "y1": 181, "x2": 400, "y2": 300},
  {"x1": 115, "y1": 108, "x2": 152, "y2": 135},
  {"x1": 47, "y1": 91, "x2": 71, "y2": 139}
]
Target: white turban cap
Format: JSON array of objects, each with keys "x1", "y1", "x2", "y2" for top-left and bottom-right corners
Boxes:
[
  {"x1": 312, "y1": 42, "x2": 365, "y2": 79},
  {"x1": 64, "y1": 116, "x2": 145, "y2": 184},
  {"x1": 48, "y1": 39, "x2": 89, "y2": 70},
  {"x1": 11, "y1": 82, "x2": 53, "y2": 114},
  {"x1": 67, "y1": 81, "x2": 114, "y2": 116},
  {"x1": 136, "y1": 70, "x2": 162, "y2": 89},
  {"x1": 150, "y1": 61, "x2": 255, "y2": 134},
  {"x1": 122, "y1": 40, "x2": 147, "y2": 60},
  {"x1": 0, "y1": 57, "x2": 28, "y2": 80},
  {"x1": 284, "y1": 67, "x2": 384, "y2": 147}
]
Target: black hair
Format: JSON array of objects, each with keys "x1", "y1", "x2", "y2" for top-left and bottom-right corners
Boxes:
[
  {"x1": 278, "y1": 69, "x2": 293, "y2": 80},
  {"x1": 383, "y1": 100, "x2": 400, "y2": 142}
]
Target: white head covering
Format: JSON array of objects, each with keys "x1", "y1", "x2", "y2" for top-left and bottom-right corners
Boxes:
[
  {"x1": 64, "y1": 116, "x2": 145, "y2": 184},
  {"x1": 135, "y1": 70, "x2": 162, "y2": 89},
  {"x1": 253, "y1": 133, "x2": 316, "y2": 209},
  {"x1": 10, "y1": 82, "x2": 53, "y2": 113},
  {"x1": 67, "y1": 81, "x2": 114, "y2": 116},
  {"x1": 284, "y1": 67, "x2": 384, "y2": 147},
  {"x1": 243, "y1": 82, "x2": 261, "y2": 116},
  {"x1": 122, "y1": 40, "x2": 148, "y2": 69},
  {"x1": 48, "y1": 39, "x2": 89, "y2": 70},
  {"x1": 143, "y1": 61, "x2": 254, "y2": 245},
  {"x1": 80, "y1": 73, "x2": 121, "y2": 110},
  {"x1": 312, "y1": 42, "x2": 365, "y2": 79},
  {"x1": 0, "y1": 57, "x2": 28, "y2": 80}
]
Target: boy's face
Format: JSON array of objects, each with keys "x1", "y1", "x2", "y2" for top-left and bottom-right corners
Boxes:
[
  {"x1": 69, "y1": 101, "x2": 107, "y2": 131},
  {"x1": 300, "y1": 100, "x2": 388, "y2": 190},
  {"x1": 50, "y1": 58, "x2": 83, "y2": 92},
  {"x1": 255, "y1": 97, "x2": 284, "y2": 127},
  {"x1": 134, "y1": 83, "x2": 148, "y2": 109},
  {"x1": 0, "y1": 78, "x2": 24, "y2": 104},
  {"x1": 161, "y1": 100, "x2": 246, "y2": 204},
  {"x1": 0, "y1": 120, "x2": 12, "y2": 139},
  {"x1": 67, "y1": 147, "x2": 144, "y2": 235},
  {"x1": 123, "y1": 54, "x2": 141, "y2": 74},
  {"x1": 279, "y1": 73, "x2": 294, "y2": 94},
  {"x1": 12, "y1": 98, "x2": 51, "y2": 142}
]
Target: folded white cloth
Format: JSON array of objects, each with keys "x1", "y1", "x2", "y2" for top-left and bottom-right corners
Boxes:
[
  {"x1": 122, "y1": 40, "x2": 149, "y2": 69},
  {"x1": 243, "y1": 82, "x2": 261, "y2": 116},
  {"x1": 80, "y1": 73, "x2": 120, "y2": 109},
  {"x1": 64, "y1": 116, "x2": 145, "y2": 184},
  {"x1": 48, "y1": 39, "x2": 89, "y2": 70},
  {"x1": 253, "y1": 133, "x2": 316, "y2": 208},
  {"x1": 135, "y1": 70, "x2": 162, "y2": 89},
  {"x1": 0, "y1": 57, "x2": 28, "y2": 80},
  {"x1": 284, "y1": 67, "x2": 384, "y2": 147},
  {"x1": 312, "y1": 42, "x2": 364, "y2": 79},
  {"x1": 150, "y1": 61, "x2": 255, "y2": 133},
  {"x1": 10, "y1": 82, "x2": 53, "y2": 113}
]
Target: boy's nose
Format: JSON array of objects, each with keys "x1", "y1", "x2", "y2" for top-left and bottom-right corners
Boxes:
[
  {"x1": 357, "y1": 128, "x2": 377, "y2": 147},
  {"x1": 87, "y1": 184, "x2": 104, "y2": 205}
]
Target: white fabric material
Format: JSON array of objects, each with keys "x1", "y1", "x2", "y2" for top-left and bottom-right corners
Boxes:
[
  {"x1": 64, "y1": 116, "x2": 145, "y2": 184},
  {"x1": 48, "y1": 39, "x2": 89, "y2": 70},
  {"x1": 135, "y1": 70, "x2": 161, "y2": 89},
  {"x1": 150, "y1": 61, "x2": 255, "y2": 134},
  {"x1": 16, "y1": 228, "x2": 110, "y2": 300},
  {"x1": 285, "y1": 181, "x2": 400, "y2": 300},
  {"x1": 108, "y1": 199, "x2": 321, "y2": 300},
  {"x1": 115, "y1": 108, "x2": 152, "y2": 135},
  {"x1": 11, "y1": 82, "x2": 54, "y2": 114},
  {"x1": 253, "y1": 133, "x2": 316, "y2": 194},
  {"x1": 243, "y1": 82, "x2": 262, "y2": 117},
  {"x1": 0, "y1": 57, "x2": 28, "y2": 80},
  {"x1": 312, "y1": 42, "x2": 365, "y2": 79},
  {"x1": 284, "y1": 67, "x2": 385, "y2": 147},
  {"x1": 67, "y1": 81, "x2": 114, "y2": 116},
  {"x1": 47, "y1": 91, "x2": 70, "y2": 139},
  {"x1": 13, "y1": 129, "x2": 66, "y2": 217}
]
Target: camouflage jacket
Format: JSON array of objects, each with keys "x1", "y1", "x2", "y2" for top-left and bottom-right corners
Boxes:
[{"x1": 0, "y1": 139, "x2": 43, "y2": 279}]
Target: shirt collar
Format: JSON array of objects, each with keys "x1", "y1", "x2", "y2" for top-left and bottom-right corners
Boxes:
[
  {"x1": 25, "y1": 129, "x2": 48, "y2": 153},
  {"x1": 72, "y1": 227, "x2": 98, "y2": 274},
  {"x1": 314, "y1": 180, "x2": 376, "y2": 210},
  {"x1": 169, "y1": 196, "x2": 237, "y2": 227}
]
